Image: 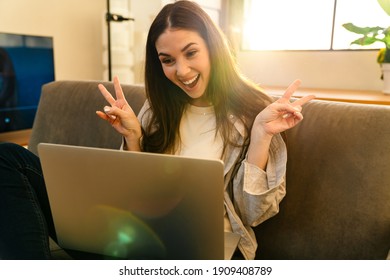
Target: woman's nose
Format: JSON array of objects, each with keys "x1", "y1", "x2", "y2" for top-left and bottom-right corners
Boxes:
[{"x1": 175, "y1": 59, "x2": 190, "y2": 77}]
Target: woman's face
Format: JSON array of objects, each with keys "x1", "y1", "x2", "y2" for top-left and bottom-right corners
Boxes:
[{"x1": 155, "y1": 28, "x2": 211, "y2": 107}]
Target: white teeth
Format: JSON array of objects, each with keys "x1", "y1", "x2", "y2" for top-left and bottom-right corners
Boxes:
[{"x1": 182, "y1": 75, "x2": 199, "y2": 85}]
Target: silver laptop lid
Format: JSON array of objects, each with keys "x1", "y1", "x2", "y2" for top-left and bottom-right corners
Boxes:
[{"x1": 38, "y1": 143, "x2": 225, "y2": 260}]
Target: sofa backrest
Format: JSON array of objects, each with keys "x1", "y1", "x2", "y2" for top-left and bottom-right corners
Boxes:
[
  {"x1": 28, "y1": 80, "x2": 146, "y2": 155},
  {"x1": 254, "y1": 99, "x2": 390, "y2": 259}
]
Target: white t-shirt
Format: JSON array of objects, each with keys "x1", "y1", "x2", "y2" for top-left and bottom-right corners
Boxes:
[
  {"x1": 176, "y1": 104, "x2": 223, "y2": 160},
  {"x1": 176, "y1": 104, "x2": 233, "y2": 232}
]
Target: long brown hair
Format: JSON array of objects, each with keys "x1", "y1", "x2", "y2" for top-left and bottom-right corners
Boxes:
[{"x1": 142, "y1": 0, "x2": 273, "y2": 154}]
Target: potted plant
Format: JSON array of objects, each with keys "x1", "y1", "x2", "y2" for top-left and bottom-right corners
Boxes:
[{"x1": 342, "y1": 0, "x2": 390, "y2": 93}]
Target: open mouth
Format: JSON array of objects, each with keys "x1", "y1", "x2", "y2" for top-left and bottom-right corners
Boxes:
[{"x1": 181, "y1": 74, "x2": 200, "y2": 89}]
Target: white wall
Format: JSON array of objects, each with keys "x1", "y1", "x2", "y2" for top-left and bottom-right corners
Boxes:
[
  {"x1": 0, "y1": 0, "x2": 106, "y2": 81},
  {"x1": 237, "y1": 49, "x2": 382, "y2": 91}
]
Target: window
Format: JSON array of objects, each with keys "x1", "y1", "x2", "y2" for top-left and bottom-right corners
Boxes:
[{"x1": 242, "y1": 0, "x2": 389, "y2": 51}]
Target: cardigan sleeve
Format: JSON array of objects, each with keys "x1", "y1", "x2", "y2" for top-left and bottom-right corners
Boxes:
[{"x1": 232, "y1": 133, "x2": 287, "y2": 226}]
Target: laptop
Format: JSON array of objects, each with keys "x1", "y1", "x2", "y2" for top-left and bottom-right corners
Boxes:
[{"x1": 38, "y1": 143, "x2": 240, "y2": 260}]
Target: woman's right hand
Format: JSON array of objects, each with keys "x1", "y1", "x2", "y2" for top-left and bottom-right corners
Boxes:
[{"x1": 96, "y1": 76, "x2": 142, "y2": 151}]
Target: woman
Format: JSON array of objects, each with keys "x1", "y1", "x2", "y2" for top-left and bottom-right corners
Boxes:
[
  {"x1": 0, "y1": 0, "x2": 313, "y2": 260},
  {"x1": 96, "y1": 1, "x2": 314, "y2": 259}
]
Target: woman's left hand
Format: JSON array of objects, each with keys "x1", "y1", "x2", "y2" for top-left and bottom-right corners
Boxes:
[
  {"x1": 247, "y1": 79, "x2": 314, "y2": 169},
  {"x1": 253, "y1": 79, "x2": 315, "y2": 137}
]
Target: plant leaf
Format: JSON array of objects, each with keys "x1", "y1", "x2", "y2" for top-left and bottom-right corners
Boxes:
[
  {"x1": 342, "y1": 23, "x2": 384, "y2": 35},
  {"x1": 377, "y1": 48, "x2": 386, "y2": 63},
  {"x1": 351, "y1": 37, "x2": 380, "y2": 46}
]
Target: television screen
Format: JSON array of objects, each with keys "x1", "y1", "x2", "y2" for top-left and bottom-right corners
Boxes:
[{"x1": 0, "y1": 32, "x2": 55, "y2": 134}]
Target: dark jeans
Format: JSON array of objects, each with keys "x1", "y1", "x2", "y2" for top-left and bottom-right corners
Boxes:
[{"x1": 0, "y1": 142, "x2": 56, "y2": 259}]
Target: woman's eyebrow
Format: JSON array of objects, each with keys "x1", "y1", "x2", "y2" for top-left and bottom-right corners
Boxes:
[
  {"x1": 181, "y1": 42, "x2": 197, "y2": 52},
  {"x1": 158, "y1": 42, "x2": 198, "y2": 57}
]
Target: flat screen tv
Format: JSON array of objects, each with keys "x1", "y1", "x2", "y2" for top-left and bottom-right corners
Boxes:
[{"x1": 0, "y1": 32, "x2": 55, "y2": 144}]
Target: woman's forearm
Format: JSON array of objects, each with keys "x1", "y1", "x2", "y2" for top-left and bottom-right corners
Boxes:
[{"x1": 246, "y1": 131, "x2": 273, "y2": 170}]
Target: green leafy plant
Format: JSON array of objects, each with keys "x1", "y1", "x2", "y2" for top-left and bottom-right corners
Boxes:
[{"x1": 342, "y1": 0, "x2": 390, "y2": 64}]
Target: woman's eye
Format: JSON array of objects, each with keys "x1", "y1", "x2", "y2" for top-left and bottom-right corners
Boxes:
[
  {"x1": 186, "y1": 50, "x2": 197, "y2": 58},
  {"x1": 161, "y1": 58, "x2": 174, "y2": 65}
]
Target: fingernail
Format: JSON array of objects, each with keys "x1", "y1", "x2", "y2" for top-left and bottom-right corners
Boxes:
[{"x1": 104, "y1": 106, "x2": 111, "y2": 113}]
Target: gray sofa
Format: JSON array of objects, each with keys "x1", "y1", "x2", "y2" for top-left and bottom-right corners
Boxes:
[{"x1": 28, "y1": 80, "x2": 390, "y2": 260}]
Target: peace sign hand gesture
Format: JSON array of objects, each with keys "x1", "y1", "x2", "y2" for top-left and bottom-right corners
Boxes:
[
  {"x1": 253, "y1": 79, "x2": 315, "y2": 137},
  {"x1": 248, "y1": 79, "x2": 315, "y2": 169},
  {"x1": 96, "y1": 76, "x2": 142, "y2": 151}
]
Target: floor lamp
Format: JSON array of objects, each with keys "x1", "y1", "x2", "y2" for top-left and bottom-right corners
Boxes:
[{"x1": 105, "y1": 0, "x2": 134, "y2": 81}]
